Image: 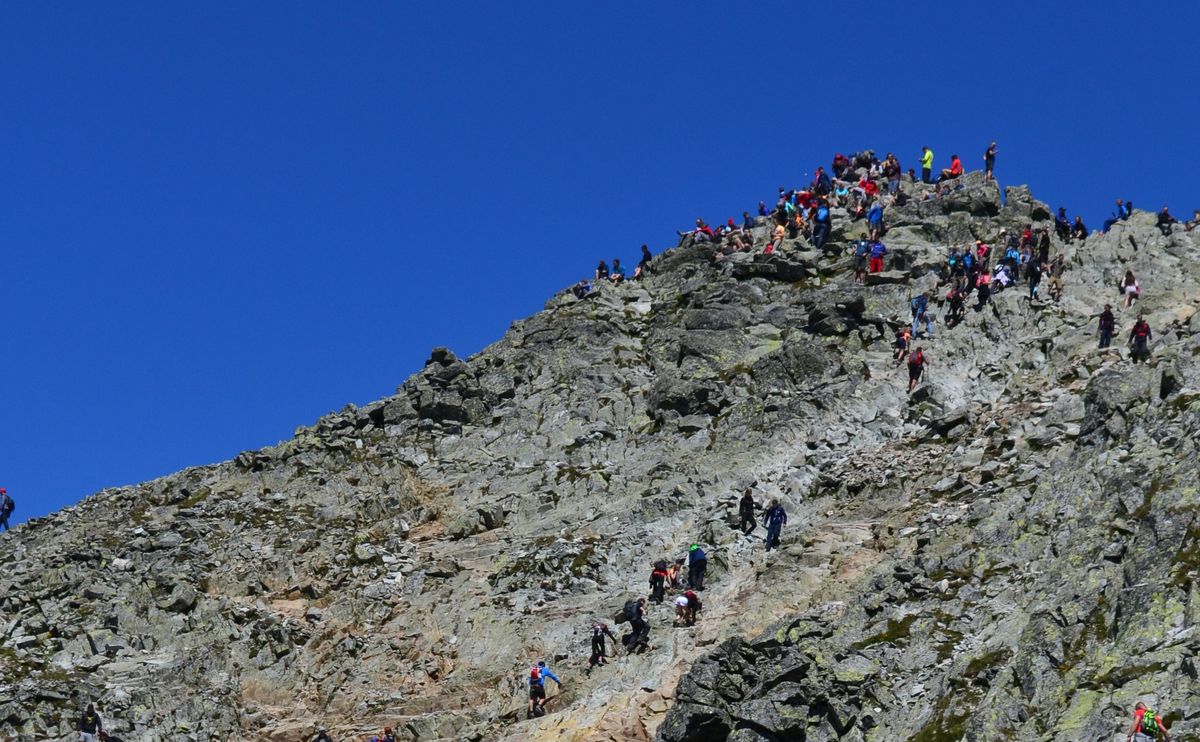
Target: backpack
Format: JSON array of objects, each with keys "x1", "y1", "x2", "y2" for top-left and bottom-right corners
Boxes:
[
  {"x1": 615, "y1": 599, "x2": 639, "y2": 624},
  {"x1": 530, "y1": 666, "x2": 541, "y2": 683},
  {"x1": 1139, "y1": 709, "x2": 1159, "y2": 737},
  {"x1": 0, "y1": 496, "x2": 12, "y2": 516},
  {"x1": 909, "y1": 350, "x2": 924, "y2": 367},
  {"x1": 816, "y1": 206, "x2": 829, "y2": 222}
]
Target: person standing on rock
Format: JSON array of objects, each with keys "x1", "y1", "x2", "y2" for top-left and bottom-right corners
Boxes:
[
  {"x1": 527, "y1": 660, "x2": 562, "y2": 718},
  {"x1": 1046, "y1": 255, "x2": 1065, "y2": 302},
  {"x1": 78, "y1": 703, "x2": 102, "y2": 742},
  {"x1": 811, "y1": 199, "x2": 832, "y2": 251},
  {"x1": 687, "y1": 544, "x2": 708, "y2": 590},
  {"x1": 920, "y1": 147, "x2": 934, "y2": 184},
  {"x1": 649, "y1": 561, "x2": 669, "y2": 603},
  {"x1": 762, "y1": 499, "x2": 788, "y2": 551},
  {"x1": 1027, "y1": 260, "x2": 1043, "y2": 302},
  {"x1": 1129, "y1": 314, "x2": 1153, "y2": 363},
  {"x1": 868, "y1": 239, "x2": 887, "y2": 274},
  {"x1": 1098, "y1": 304, "x2": 1116, "y2": 349},
  {"x1": 983, "y1": 141, "x2": 997, "y2": 181},
  {"x1": 588, "y1": 621, "x2": 618, "y2": 671},
  {"x1": 907, "y1": 347, "x2": 928, "y2": 393},
  {"x1": 1126, "y1": 701, "x2": 1171, "y2": 741},
  {"x1": 0, "y1": 488, "x2": 13, "y2": 532},
  {"x1": 911, "y1": 292, "x2": 934, "y2": 339},
  {"x1": 853, "y1": 239, "x2": 871, "y2": 284},
  {"x1": 893, "y1": 328, "x2": 912, "y2": 365},
  {"x1": 738, "y1": 489, "x2": 757, "y2": 534},
  {"x1": 1055, "y1": 207, "x2": 1072, "y2": 241},
  {"x1": 623, "y1": 597, "x2": 650, "y2": 651}
]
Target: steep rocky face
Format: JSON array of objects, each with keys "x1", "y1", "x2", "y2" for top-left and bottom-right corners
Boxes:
[{"x1": 2, "y1": 172, "x2": 1199, "y2": 741}]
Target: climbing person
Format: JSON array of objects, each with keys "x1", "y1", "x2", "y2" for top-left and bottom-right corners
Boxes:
[
  {"x1": 527, "y1": 660, "x2": 562, "y2": 719},
  {"x1": 588, "y1": 621, "x2": 618, "y2": 671},
  {"x1": 1098, "y1": 304, "x2": 1116, "y2": 349},
  {"x1": 687, "y1": 544, "x2": 707, "y2": 590},
  {"x1": 0, "y1": 488, "x2": 12, "y2": 532},
  {"x1": 974, "y1": 269, "x2": 992, "y2": 310},
  {"x1": 1129, "y1": 314, "x2": 1153, "y2": 363},
  {"x1": 633, "y1": 245, "x2": 652, "y2": 279},
  {"x1": 1126, "y1": 701, "x2": 1171, "y2": 741},
  {"x1": 1157, "y1": 206, "x2": 1178, "y2": 236},
  {"x1": 666, "y1": 558, "x2": 685, "y2": 589},
  {"x1": 1072, "y1": 215, "x2": 1088, "y2": 241},
  {"x1": 674, "y1": 589, "x2": 703, "y2": 626},
  {"x1": 649, "y1": 561, "x2": 669, "y2": 603},
  {"x1": 893, "y1": 328, "x2": 912, "y2": 365},
  {"x1": 312, "y1": 726, "x2": 334, "y2": 742},
  {"x1": 1120, "y1": 270, "x2": 1141, "y2": 308},
  {"x1": 983, "y1": 141, "x2": 997, "y2": 181},
  {"x1": 1027, "y1": 260, "x2": 1043, "y2": 302},
  {"x1": 595, "y1": 260, "x2": 609, "y2": 281},
  {"x1": 622, "y1": 597, "x2": 650, "y2": 651},
  {"x1": 907, "y1": 346, "x2": 928, "y2": 393},
  {"x1": 939, "y1": 154, "x2": 963, "y2": 182},
  {"x1": 911, "y1": 291, "x2": 934, "y2": 338},
  {"x1": 945, "y1": 287, "x2": 965, "y2": 327},
  {"x1": 853, "y1": 239, "x2": 870, "y2": 284},
  {"x1": 1046, "y1": 254, "x2": 1065, "y2": 302},
  {"x1": 610, "y1": 258, "x2": 625, "y2": 283},
  {"x1": 79, "y1": 703, "x2": 103, "y2": 742},
  {"x1": 867, "y1": 200, "x2": 884, "y2": 240},
  {"x1": 814, "y1": 167, "x2": 832, "y2": 195},
  {"x1": 1055, "y1": 207, "x2": 1072, "y2": 241},
  {"x1": 738, "y1": 488, "x2": 757, "y2": 534},
  {"x1": 920, "y1": 147, "x2": 934, "y2": 184},
  {"x1": 762, "y1": 499, "x2": 788, "y2": 551},
  {"x1": 869, "y1": 239, "x2": 888, "y2": 273}
]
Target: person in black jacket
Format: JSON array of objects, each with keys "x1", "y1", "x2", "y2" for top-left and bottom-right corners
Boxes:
[
  {"x1": 738, "y1": 489, "x2": 757, "y2": 534},
  {"x1": 79, "y1": 704, "x2": 102, "y2": 742},
  {"x1": 588, "y1": 621, "x2": 618, "y2": 670}
]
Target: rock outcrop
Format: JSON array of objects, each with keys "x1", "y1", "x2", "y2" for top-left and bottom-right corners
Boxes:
[{"x1": 2, "y1": 173, "x2": 1200, "y2": 741}]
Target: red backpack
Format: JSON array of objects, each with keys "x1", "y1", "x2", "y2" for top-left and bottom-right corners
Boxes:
[{"x1": 909, "y1": 350, "x2": 924, "y2": 367}]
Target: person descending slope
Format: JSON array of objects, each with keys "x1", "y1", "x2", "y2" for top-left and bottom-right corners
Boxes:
[
  {"x1": 893, "y1": 328, "x2": 911, "y2": 366},
  {"x1": 1126, "y1": 701, "x2": 1171, "y2": 742},
  {"x1": 687, "y1": 544, "x2": 707, "y2": 590},
  {"x1": 1098, "y1": 304, "x2": 1116, "y2": 349},
  {"x1": 79, "y1": 704, "x2": 103, "y2": 742},
  {"x1": 587, "y1": 621, "x2": 618, "y2": 671},
  {"x1": 620, "y1": 597, "x2": 650, "y2": 652},
  {"x1": 911, "y1": 291, "x2": 933, "y2": 338},
  {"x1": 527, "y1": 660, "x2": 562, "y2": 719},
  {"x1": 649, "y1": 561, "x2": 669, "y2": 603},
  {"x1": 907, "y1": 346, "x2": 928, "y2": 393},
  {"x1": 1129, "y1": 314, "x2": 1153, "y2": 363},
  {"x1": 762, "y1": 499, "x2": 788, "y2": 551},
  {"x1": 853, "y1": 239, "x2": 870, "y2": 284},
  {"x1": 738, "y1": 489, "x2": 757, "y2": 534}
]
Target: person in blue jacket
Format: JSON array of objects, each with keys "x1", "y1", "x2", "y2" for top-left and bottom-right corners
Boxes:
[
  {"x1": 527, "y1": 660, "x2": 562, "y2": 718},
  {"x1": 867, "y1": 201, "x2": 884, "y2": 240},
  {"x1": 763, "y1": 499, "x2": 788, "y2": 551},
  {"x1": 687, "y1": 544, "x2": 707, "y2": 590},
  {"x1": 911, "y1": 291, "x2": 934, "y2": 338}
]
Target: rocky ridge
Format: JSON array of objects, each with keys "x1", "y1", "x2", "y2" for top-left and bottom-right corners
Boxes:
[{"x1": 3, "y1": 171, "x2": 1200, "y2": 741}]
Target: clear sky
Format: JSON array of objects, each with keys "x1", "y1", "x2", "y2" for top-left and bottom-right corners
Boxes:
[{"x1": 2, "y1": 2, "x2": 1197, "y2": 524}]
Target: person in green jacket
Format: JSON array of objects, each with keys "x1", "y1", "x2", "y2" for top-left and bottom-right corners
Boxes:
[{"x1": 921, "y1": 147, "x2": 934, "y2": 184}]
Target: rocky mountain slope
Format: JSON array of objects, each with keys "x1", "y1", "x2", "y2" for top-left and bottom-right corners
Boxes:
[{"x1": 4, "y1": 171, "x2": 1200, "y2": 741}]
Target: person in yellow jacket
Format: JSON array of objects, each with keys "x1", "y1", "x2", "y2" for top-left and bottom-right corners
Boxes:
[{"x1": 921, "y1": 147, "x2": 934, "y2": 184}]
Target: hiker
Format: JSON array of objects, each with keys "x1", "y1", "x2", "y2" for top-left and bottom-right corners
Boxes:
[
  {"x1": 1046, "y1": 255, "x2": 1065, "y2": 302},
  {"x1": 1027, "y1": 260, "x2": 1043, "y2": 302},
  {"x1": 687, "y1": 544, "x2": 707, "y2": 590},
  {"x1": 1120, "y1": 270, "x2": 1141, "y2": 308},
  {"x1": 758, "y1": 200, "x2": 768, "y2": 217},
  {"x1": 595, "y1": 260, "x2": 609, "y2": 281},
  {"x1": 610, "y1": 259, "x2": 625, "y2": 283},
  {"x1": 883, "y1": 153, "x2": 901, "y2": 195},
  {"x1": 939, "y1": 154, "x2": 963, "y2": 182},
  {"x1": 674, "y1": 590, "x2": 703, "y2": 626},
  {"x1": 911, "y1": 292, "x2": 934, "y2": 338},
  {"x1": 1157, "y1": 206, "x2": 1178, "y2": 236},
  {"x1": 907, "y1": 347, "x2": 928, "y2": 393},
  {"x1": 1129, "y1": 314, "x2": 1153, "y2": 363},
  {"x1": 762, "y1": 499, "x2": 788, "y2": 551},
  {"x1": 570, "y1": 281, "x2": 593, "y2": 300},
  {"x1": 527, "y1": 660, "x2": 562, "y2": 719},
  {"x1": 79, "y1": 703, "x2": 103, "y2": 742},
  {"x1": 1102, "y1": 199, "x2": 1133, "y2": 232},
  {"x1": 983, "y1": 141, "x2": 997, "y2": 181},
  {"x1": 869, "y1": 239, "x2": 887, "y2": 273},
  {"x1": 1098, "y1": 304, "x2": 1116, "y2": 349},
  {"x1": 867, "y1": 200, "x2": 884, "y2": 240},
  {"x1": 853, "y1": 239, "x2": 870, "y2": 284},
  {"x1": 974, "y1": 239, "x2": 991, "y2": 270},
  {"x1": 588, "y1": 621, "x2": 618, "y2": 670},
  {"x1": 380, "y1": 727, "x2": 396, "y2": 742},
  {"x1": 811, "y1": 199, "x2": 831, "y2": 251},
  {"x1": 945, "y1": 287, "x2": 965, "y2": 327},
  {"x1": 1187, "y1": 208, "x2": 1200, "y2": 232},
  {"x1": 621, "y1": 597, "x2": 650, "y2": 650},
  {"x1": 0, "y1": 488, "x2": 12, "y2": 532},
  {"x1": 975, "y1": 271, "x2": 992, "y2": 310},
  {"x1": 893, "y1": 328, "x2": 912, "y2": 365},
  {"x1": 666, "y1": 558, "x2": 685, "y2": 589},
  {"x1": 649, "y1": 561, "x2": 669, "y2": 603},
  {"x1": 920, "y1": 147, "x2": 934, "y2": 184},
  {"x1": 1126, "y1": 701, "x2": 1171, "y2": 741},
  {"x1": 1037, "y1": 230, "x2": 1051, "y2": 266},
  {"x1": 813, "y1": 167, "x2": 832, "y2": 195},
  {"x1": 738, "y1": 489, "x2": 757, "y2": 534},
  {"x1": 633, "y1": 245, "x2": 652, "y2": 279},
  {"x1": 1072, "y1": 216, "x2": 1088, "y2": 241},
  {"x1": 1054, "y1": 208, "x2": 1072, "y2": 241},
  {"x1": 312, "y1": 727, "x2": 334, "y2": 742}
]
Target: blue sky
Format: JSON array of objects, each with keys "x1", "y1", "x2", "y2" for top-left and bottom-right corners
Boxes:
[{"x1": 2, "y1": 2, "x2": 1196, "y2": 524}]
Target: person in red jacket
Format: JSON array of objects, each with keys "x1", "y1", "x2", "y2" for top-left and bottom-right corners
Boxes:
[
  {"x1": 1126, "y1": 701, "x2": 1171, "y2": 741},
  {"x1": 939, "y1": 154, "x2": 963, "y2": 182}
]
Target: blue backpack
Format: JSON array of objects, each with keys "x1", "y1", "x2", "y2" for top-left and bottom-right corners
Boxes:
[{"x1": 816, "y1": 206, "x2": 830, "y2": 222}]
